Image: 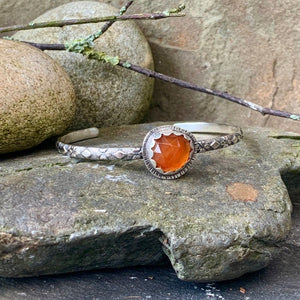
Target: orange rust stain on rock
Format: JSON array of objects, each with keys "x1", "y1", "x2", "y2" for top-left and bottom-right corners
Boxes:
[{"x1": 226, "y1": 182, "x2": 258, "y2": 202}]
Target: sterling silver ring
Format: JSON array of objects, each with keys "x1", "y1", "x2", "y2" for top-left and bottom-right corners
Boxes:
[{"x1": 56, "y1": 122, "x2": 243, "y2": 179}]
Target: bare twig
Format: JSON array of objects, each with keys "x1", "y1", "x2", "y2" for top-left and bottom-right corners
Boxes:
[
  {"x1": 117, "y1": 59, "x2": 300, "y2": 121},
  {"x1": 19, "y1": 41, "x2": 299, "y2": 121},
  {"x1": 90, "y1": 0, "x2": 134, "y2": 43},
  {"x1": 96, "y1": 0, "x2": 134, "y2": 39},
  {"x1": 12, "y1": 1, "x2": 135, "y2": 51},
  {"x1": 23, "y1": 42, "x2": 65, "y2": 51},
  {"x1": 0, "y1": 5, "x2": 185, "y2": 34}
]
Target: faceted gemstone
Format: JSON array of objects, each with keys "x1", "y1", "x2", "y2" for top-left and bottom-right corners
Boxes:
[{"x1": 151, "y1": 133, "x2": 192, "y2": 172}]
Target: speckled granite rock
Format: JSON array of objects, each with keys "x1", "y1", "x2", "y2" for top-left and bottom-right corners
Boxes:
[
  {"x1": 0, "y1": 123, "x2": 299, "y2": 281},
  {"x1": 13, "y1": 1, "x2": 154, "y2": 130},
  {"x1": 0, "y1": 39, "x2": 76, "y2": 154}
]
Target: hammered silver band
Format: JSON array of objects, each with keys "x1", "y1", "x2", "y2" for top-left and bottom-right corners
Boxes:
[
  {"x1": 56, "y1": 122, "x2": 243, "y2": 179},
  {"x1": 57, "y1": 127, "x2": 143, "y2": 161}
]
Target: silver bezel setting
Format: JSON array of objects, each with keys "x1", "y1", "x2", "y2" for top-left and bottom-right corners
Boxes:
[{"x1": 142, "y1": 125, "x2": 197, "y2": 179}]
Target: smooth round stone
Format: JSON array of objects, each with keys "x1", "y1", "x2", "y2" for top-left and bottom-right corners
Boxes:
[
  {"x1": 13, "y1": 1, "x2": 154, "y2": 130},
  {"x1": 0, "y1": 39, "x2": 76, "y2": 154}
]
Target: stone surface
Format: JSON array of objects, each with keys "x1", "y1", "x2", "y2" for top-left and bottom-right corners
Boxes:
[
  {"x1": 1, "y1": 0, "x2": 300, "y2": 133},
  {"x1": 0, "y1": 39, "x2": 76, "y2": 154},
  {"x1": 0, "y1": 227, "x2": 299, "y2": 300},
  {"x1": 0, "y1": 0, "x2": 72, "y2": 33},
  {"x1": 13, "y1": 1, "x2": 154, "y2": 130},
  {"x1": 0, "y1": 123, "x2": 299, "y2": 281},
  {"x1": 125, "y1": 0, "x2": 300, "y2": 133}
]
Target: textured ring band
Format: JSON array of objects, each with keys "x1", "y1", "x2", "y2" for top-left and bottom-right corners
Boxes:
[{"x1": 56, "y1": 122, "x2": 243, "y2": 179}]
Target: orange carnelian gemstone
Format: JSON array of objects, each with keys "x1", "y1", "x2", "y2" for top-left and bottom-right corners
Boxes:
[{"x1": 151, "y1": 133, "x2": 192, "y2": 172}]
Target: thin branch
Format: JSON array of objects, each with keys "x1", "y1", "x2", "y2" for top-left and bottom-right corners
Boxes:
[
  {"x1": 19, "y1": 40, "x2": 299, "y2": 121},
  {"x1": 20, "y1": 1, "x2": 134, "y2": 51},
  {"x1": 117, "y1": 59, "x2": 300, "y2": 121},
  {"x1": 94, "y1": 0, "x2": 134, "y2": 42},
  {"x1": 0, "y1": 5, "x2": 185, "y2": 34},
  {"x1": 16, "y1": 1, "x2": 134, "y2": 51},
  {"x1": 24, "y1": 42, "x2": 66, "y2": 51}
]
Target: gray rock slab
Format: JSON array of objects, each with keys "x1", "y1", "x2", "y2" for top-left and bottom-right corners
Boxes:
[
  {"x1": 0, "y1": 227, "x2": 299, "y2": 300},
  {"x1": 0, "y1": 123, "x2": 299, "y2": 281}
]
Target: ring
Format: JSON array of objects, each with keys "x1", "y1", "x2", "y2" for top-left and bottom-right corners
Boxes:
[{"x1": 56, "y1": 122, "x2": 243, "y2": 179}]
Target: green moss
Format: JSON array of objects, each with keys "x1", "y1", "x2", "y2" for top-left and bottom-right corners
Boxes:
[
  {"x1": 65, "y1": 39, "x2": 94, "y2": 53},
  {"x1": 170, "y1": 3, "x2": 186, "y2": 13},
  {"x1": 119, "y1": 6, "x2": 127, "y2": 14},
  {"x1": 15, "y1": 167, "x2": 33, "y2": 172},
  {"x1": 122, "y1": 61, "x2": 131, "y2": 68},
  {"x1": 269, "y1": 135, "x2": 300, "y2": 140},
  {"x1": 83, "y1": 48, "x2": 119, "y2": 65},
  {"x1": 42, "y1": 162, "x2": 69, "y2": 168},
  {"x1": 2, "y1": 36, "x2": 14, "y2": 40}
]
